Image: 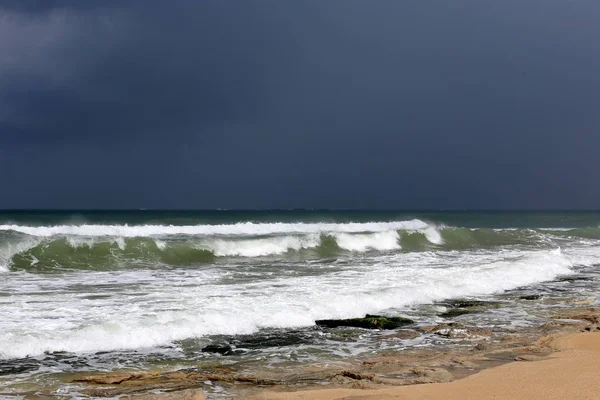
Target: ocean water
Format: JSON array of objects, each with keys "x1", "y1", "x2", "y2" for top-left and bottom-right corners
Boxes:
[{"x1": 1, "y1": 210, "x2": 600, "y2": 395}]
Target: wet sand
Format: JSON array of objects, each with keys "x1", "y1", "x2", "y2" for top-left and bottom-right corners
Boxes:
[{"x1": 249, "y1": 330, "x2": 600, "y2": 400}]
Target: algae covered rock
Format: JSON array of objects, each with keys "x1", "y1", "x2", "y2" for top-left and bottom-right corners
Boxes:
[
  {"x1": 438, "y1": 308, "x2": 472, "y2": 318},
  {"x1": 437, "y1": 299, "x2": 502, "y2": 319},
  {"x1": 519, "y1": 294, "x2": 542, "y2": 300},
  {"x1": 201, "y1": 343, "x2": 234, "y2": 355},
  {"x1": 316, "y1": 314, "x2": 414, "y2": 330}
]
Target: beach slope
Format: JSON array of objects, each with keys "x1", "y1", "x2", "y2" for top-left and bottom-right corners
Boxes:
[{"x1": 250, "y1": 331, "x2": 600, "y2": 400}]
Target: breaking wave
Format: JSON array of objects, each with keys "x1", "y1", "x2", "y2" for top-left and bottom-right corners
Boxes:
[
  {"x1": 0, "y1": 248, "x2": 574, "y2": 359},
  {"x1": 1, "y1": 221, "x2": 599, "y2": 271},
  {"x1": 0, "y1": 220, "x2": 429, "y2": 237},
  {"x1": 0, "y1": 220, "x2": 431, "y2": 270}
]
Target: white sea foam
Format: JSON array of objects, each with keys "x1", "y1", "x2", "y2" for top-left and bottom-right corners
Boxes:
[
  {"x1": 154, "y1": 239, "x2": 167, "y2": 250},
  {"x1": 422, "y1": 225, "x2": 444, "y2": 244},
  {"x1": 205, "y1": 234, "x2": 321, "y2": 257},
  {"x1": 0, "y1": 220, "x2": 430, "y2": 237},
  {"x1": 0, "y1": 247, "x2": 576, "y2": 359},
  {"x1": 0, "y1": 221, "x2": 444, "y2": 260},
  {"x1": 334, "y1": 231, "x2": 400, "y2": 251},
  {"x1": 66, "y1": 236, "x2": 126, "y2": 250},
  {"x1": 0, "y1": 236, "x2": 41, "y2": 273}
]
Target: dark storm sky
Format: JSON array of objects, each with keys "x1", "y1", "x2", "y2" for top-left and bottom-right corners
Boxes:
[{"x1": 1, "y1": 1, "x2": 599, "y2": 209}]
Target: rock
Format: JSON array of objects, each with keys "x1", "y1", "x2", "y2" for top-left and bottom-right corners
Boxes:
[
  {"x1": 473, "y1": 343, "x2": 490, "y2": 351},
  {"x1": 72, "y1": 369, "x2": 279, "y2": 388},
  {"x1": 332, "y1": 370, "x2": 375, "y2": 381},
  {"x1": 514, "y1": 355, "x2": 545, "y2": 362},
  {"x1": 371, "y1": 367, "x2": 452, "y2": 386},
  {"x1": 451, "y1": 359, "x2": 477, "y2": 368},
  {"x1": 316, "y1": 314, "x2": 414, "y2": 330},
  {"x1": 380, "y1": 330, "x2": 420, "y2": 340},
  {"x1": 201, "y1": 344, "x2": 233, "y2": 355},
  {"x1": 326, "y1": 328, "x2": 364, "y2": 342},
  {"x1": 85, "y1": 385, "x2": 188, "y2": 398},
  {"x1": 568, "y1": 299, "x2": 595, "y2": 305},
  {"x1": 73, "y1": 372, "x2": 160, "y2": 385},
  {"x1": 351, "y1": 381, "x2": 380, "y2": 389},
  {"x1": 435, "y1": 328, "x2": 471, "y2": 338},
  {"x1": 519, "y1": 294, "x2": 542, "y2": 300},
  {"x1": 410, "y1": 367, "x2": 452, "y2": 382},
  {"x1": 128, "y1": 388, "x2": 206, "y2": 400},
  {"x1": 437, "y1": 300, "x2": 501, "y2": 319},
  {"x1": 232, "y1": 331, "x2": 308, "y2": 349},
  {"x1": 582, "y1": 326, "x2": 600, "y2": 332},
  {"x1": 554, "y1": 308, "x2": 600, "y2": 325},
  {"x1": 373, "y1": 376, "x2": 410, "y2": 386},
  {"x1": 539, "y1": 320, "x2": 583, "y2": 334},
  {"x1": 438, "y1": 309, "x2": 471, "y2": 319},
  {"x1": 421, "y1": 323, "x2": 464, "y2": 333},
  {"x1": 556, "y1": 275, "x2": 593, "y2": 282},
  {"x1": 0, "y1": 362, "x2": 39, "y2": 376},
  {"x1": 422, "y1": 323, "x2": 491, "y2": 338},
  {"x1": 363, "y1": 356, "x2": 403, "y2": 365},
  {"x1": 440, "y1": 300, "x2": 497, "y2": 308},
  {"x1": 371, "y1": 376, "x2": 409, "y2": 386}
]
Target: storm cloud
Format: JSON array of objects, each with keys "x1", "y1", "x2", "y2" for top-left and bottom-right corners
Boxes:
[{"x1": 1, "y1": 1, "x2": 599, "y2": 209}]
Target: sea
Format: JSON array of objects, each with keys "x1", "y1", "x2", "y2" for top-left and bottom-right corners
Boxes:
[{"x1": 1, "y1": 210, "x2": 599, "y2": 397}]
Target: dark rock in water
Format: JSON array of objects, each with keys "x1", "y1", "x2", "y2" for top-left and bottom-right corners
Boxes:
[
  {"x1": 201, "y1": 343, "x2": 234, "y2": 355},
  {"x1": 316, "y1": 314, "x2": 414, "y2": 330},
  {"x1": 438, "y1": 308, "x2": 471, "y2": 319},
  {"x1": 0, "y1": 362, "x2": 39, "y2": 376},
  {"x1": 441, "y1": 299, "x2": 498, "y2": 308},
  {"x1": 232, "y1": 330, "x2": 309, "y2": 349},
  {"x1": 557, "y1": 275, "x2": 594, "y2": 282},
  {"x1": 437, "y1": 299, "x2": 501, "y2": 319},
  {"x1": 421, "y1": 323, "x2": 492, "y2": 338},
  {"x1": 520, "y1": 294, "x2": 542, "y2": 300}
]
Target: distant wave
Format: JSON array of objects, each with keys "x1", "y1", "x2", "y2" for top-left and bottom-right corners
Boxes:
[{"x1": 0, "y1": 220, "x2": 429, "y2": 237}]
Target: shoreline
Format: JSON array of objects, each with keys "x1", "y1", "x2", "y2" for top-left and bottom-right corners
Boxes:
[
  {"x1": 35, "y1": 306, "x2": 599, "y2": 399},
  {"x1": 247, "y1": 328, "x2": 600, "y2": 400}
]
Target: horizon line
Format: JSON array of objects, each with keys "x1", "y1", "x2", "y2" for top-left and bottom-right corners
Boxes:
[{"x1": 1, "y1": 208, "x2": 599, "y2": 213}]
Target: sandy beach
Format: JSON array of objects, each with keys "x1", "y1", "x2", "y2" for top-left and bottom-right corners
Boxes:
[{"x1": 249, "y1": 330, "x2": 600, "y2": 400}]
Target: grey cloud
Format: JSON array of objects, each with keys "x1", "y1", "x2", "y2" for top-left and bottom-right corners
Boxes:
[{"x1": 1, "y1": 1, "x2": 599, "y2": 208}]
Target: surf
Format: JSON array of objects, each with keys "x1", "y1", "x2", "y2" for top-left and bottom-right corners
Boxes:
[
  {"x1": 2, "y1": 221, "x2": 600, "y2": 271},
  {"x1": 0, "y1": 247, "x2": 575, "y2": 359}
]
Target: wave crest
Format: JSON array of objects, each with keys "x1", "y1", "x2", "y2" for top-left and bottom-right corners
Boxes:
[
  {"x1": 0, "y1": 220, "x2": 429, "y2": 237},
  {"x1": 2, "y1": 222, "x2": 599, "y2": 272},
  {"x1": 0, "y1": 248, "x2": 573, "y2": 358}
]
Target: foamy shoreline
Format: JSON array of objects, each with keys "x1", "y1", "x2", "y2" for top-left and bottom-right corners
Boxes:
[
  {"x1": 244, "y1": 307, "x2": 600, "y2": 400},
  {"x1": 39, "y1": 306, "x2": 599, "y2": 399}
]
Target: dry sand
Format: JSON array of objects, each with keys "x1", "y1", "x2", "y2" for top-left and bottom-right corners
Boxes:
[{"x1": 249, "y1": 331, "x2": 600, "y2": 400}]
